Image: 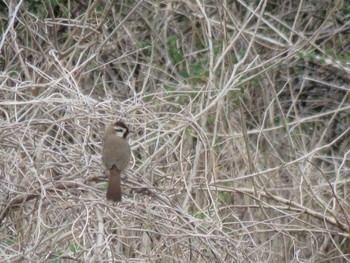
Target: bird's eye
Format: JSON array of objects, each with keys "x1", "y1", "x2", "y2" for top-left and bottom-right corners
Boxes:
[{"x1": 115, "y1": 128, "x2": 123, "y2": 132}]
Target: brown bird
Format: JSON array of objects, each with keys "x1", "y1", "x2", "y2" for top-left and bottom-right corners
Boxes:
[{"x1": 102, "y1": 121, "x2": 131, "y2": 202}]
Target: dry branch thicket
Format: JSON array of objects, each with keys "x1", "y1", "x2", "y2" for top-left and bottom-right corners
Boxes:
[{"x1": 0, "y1": 0, "x2": 350, "y2": 262}]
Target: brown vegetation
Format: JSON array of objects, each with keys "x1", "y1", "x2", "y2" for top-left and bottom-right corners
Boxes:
[{"x1": 1, "y1": 0, "x2": 349, "y2": 262}]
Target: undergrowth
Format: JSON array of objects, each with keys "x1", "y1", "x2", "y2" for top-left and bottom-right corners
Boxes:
[{"x1": 0, "y1": 0, "x2": 349, "y2": 262}]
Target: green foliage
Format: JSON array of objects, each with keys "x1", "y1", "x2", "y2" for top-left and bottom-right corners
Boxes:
[
  {"x1": 164, "y1": 85, "x2": 176, "y2": 92},
  {"x1": 219, "y1": 191, "x2": 230, "y2": 203},
  {"x1": 69, "y1": 244, "x2": 81, "y2": 253},
  {"x1": 175, "y1": 95, "x2": 190, "y2": 105},
  {"x1": 24, "y1": 1, "x2": 48, "y2": 16},
  {"x1": 5, "y1": 238, "x2": 17, "y2": 245},
  {"x1": 193, "y1": 211, "x2": 206, "y2": 219},
  {"x1": 188, "y1": 61, "x2": 207, "y2": 82},
  {"x1": 137, "y1": 40, "x2": 152, "y2": 56},
  {"x1": 167, "y1": 35, "x2": 184, "y2": 66},
  {"x1": 23, "y1": 0, "x2": 73, "y2": 17},
  {"x1": 207, "y1": 114, "x2": 216, "y2": 126},
  {"x1": 229, "y1": 90, "x2": 239, "y2": 102},
  {"x1": 167, "y1": 35, "x2": 209, "y2": 82},
  {"x1": 51, "y1": 249, "x2": 63, "y2": 263}
]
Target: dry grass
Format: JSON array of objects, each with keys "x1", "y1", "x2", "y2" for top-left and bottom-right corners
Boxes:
[{"x1": 1, "y1": 0, "x2": 350, "y2": 262}]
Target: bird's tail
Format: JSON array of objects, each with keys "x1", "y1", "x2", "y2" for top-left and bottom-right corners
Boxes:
[{"x1": 106, "y1": 166, "x2": 122, "y2": 202}]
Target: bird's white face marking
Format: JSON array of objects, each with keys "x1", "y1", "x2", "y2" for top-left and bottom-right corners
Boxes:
[{"x1": 114, "y1": 125, "x2": 127, "y2": 137}]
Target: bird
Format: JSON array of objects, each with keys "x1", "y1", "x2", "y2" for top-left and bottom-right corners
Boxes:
[{"x1": 102, "y1": 120, "x2": 131, "y2": 202}]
